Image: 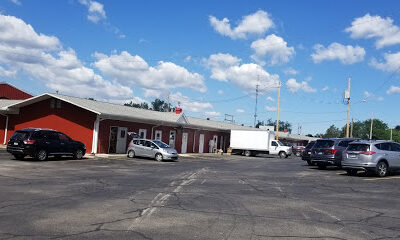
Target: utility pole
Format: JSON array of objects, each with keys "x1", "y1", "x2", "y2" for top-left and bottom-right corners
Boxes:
[
  {"x1": 370, "y1": 112, "x2": 374, "y2": 140},
  {"x1": 350, "y1": 118, "x2": 354, "y2": 138},
  {"x1": 275, "y1": 81, "x2": 281, "y2": 140},
  {"x1": 391, "y1": 128, "x2": 393, "y2": 141},
  {"x1": 254, "y1": 81, "x2": 259, "y2": 127},
  {"x1": 345, "y1": 78, "x2": 351, "y2": 138}
]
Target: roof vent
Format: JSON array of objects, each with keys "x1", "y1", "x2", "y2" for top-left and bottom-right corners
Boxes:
[{"x1": 176, "y1": 108, "x2": 182, "y2": 114}]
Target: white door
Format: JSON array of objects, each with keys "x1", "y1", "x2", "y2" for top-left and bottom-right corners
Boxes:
[
  {"x1": 199, "y1": 134, "x2": 204, "y2": 153},
  {"x1": 181, "y1": 132, "x2": 188, "y2": 153},
  {"x1": 155, "y1": 130, "x2": 162, "y2": 141},
  {"x1": 139, "y1": 129, "x2": 147, "y2": 139},
  {"x1": 213, "y1": 135, "x2": 218, "y2": 151},
  {"x1": 269, "y1": 140, "x2": 279, "y2": 155},
  {"x1": 169, "y1": 131, "x2": 176, "y2": 148},
  {"x1": 116, "y1": 127, "x2": 127, "y2": 153}
]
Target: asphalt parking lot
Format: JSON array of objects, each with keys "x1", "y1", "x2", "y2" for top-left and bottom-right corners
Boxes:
[{"x1": 0, "y1": 150, "x2": 399, "y2": 240}]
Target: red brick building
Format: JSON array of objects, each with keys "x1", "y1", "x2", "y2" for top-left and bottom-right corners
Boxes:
[{"x1": 0, "y1": 89, "x2": 252, "y2": 154}]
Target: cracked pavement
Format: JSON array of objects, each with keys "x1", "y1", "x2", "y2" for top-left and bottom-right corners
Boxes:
[{"x1": 0, "y1": 150, "x2": 399, "y2": 240}]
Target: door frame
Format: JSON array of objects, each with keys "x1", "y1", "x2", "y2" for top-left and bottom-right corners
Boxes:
[
  {"x1": 108, "y1": 126, "x2": 118, "y2": 153},
  {"x1": 169, "y1": 130, "x2": 176, "y2": 148},
  {"x1": 116, "y1": 127, "x2": 128, "y2": 154},
  {"x1": 199, "y1": 134, "x2": 204, "y2": 153},
  {"x1": 181, "y1": 132, "x2": 188, "y2": 154}
]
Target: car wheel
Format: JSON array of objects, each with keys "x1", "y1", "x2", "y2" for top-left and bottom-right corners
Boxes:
[
  {"x1": 306, "y1": 160, "x2": 313, "y2": 166},
  {"x1": 346, "y1": 169, "x2": 358, "y2": 176},
  {"x1": 279, "y1": 151, "x2": 287, "y2": 158},
  {"x1": 127, "y1": 150, "x2": 135, "y2": 158},
  {"x1": 317, "y1": 164, "x2": 326, "y2": 170},
  {"x1": 155, "y1": 153, "x2": 163, "y2": 162},
  {"x1": 74, "y1": 149, "x2": 84, "y2": 160},
  {"x1": 36, "y1": 150, "x2": 47, "y2": 161},
  {"x1": 375, "y1": 161, "x2": 388, "y2": 177},
  {"x1": 13, "y1": 154, "x2": 24, "y2": 160},
  {"x1": 244, "y1": 150, "x2": 252, "y2": 157}
]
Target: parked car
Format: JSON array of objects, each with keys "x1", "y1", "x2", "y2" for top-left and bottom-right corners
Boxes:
[
  {"x1": 301, "y1": 141, "x2": 316, "y2": 165},
  {"x1": 292, "y1": 145, "x2": 306, "y2": 157},
  {"x1": 342, "y1": 140, "x2": 400, "y2": 177},
  {"x1": 310, "y1": 138, "x2": 358, "y2": 169},
  {"x1": 6, "y1": 128, "x2": 86, "y2": 161},
  {"x1": 127, "y1": 138, "x2": 178, "y2": 161}
]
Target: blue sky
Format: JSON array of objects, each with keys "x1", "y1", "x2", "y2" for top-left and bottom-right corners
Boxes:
[{"x1": 0, "y1": 0, "x2": 400, "y2": 135}]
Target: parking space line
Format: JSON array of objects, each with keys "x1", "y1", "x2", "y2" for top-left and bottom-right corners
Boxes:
[{"x1": 364, "y1": 176, "x2": 400, "y2": 181}]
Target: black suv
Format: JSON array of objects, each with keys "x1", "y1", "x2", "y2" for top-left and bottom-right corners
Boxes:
[
  {"x1": 7, "y1": 128, "x2": 86, "y2": 161},
  {"x1": 310, "y1": 138, "x2": 359, "y2": 169},
  {"x1": 301, "y1": 141, "x2": 316, "y2": 165}
]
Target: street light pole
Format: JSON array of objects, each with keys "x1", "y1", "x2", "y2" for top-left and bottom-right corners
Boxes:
[
  {"x1": 275, "y1": 81, "x2": 281, "y2": 140},
  {"x1": 345, "y1": 78, "x2": 351, "y2": 138}
]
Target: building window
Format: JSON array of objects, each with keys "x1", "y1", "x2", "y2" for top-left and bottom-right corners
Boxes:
[{"x1": 50, "y1": 99, "x2": 55, "y2": 108}]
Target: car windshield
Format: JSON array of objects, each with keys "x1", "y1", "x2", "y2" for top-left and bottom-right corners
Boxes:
[
  {"x1": 153, "y1": 140, "x2": 170, "y2": 148},
  {"x1": 305, "y1": 141, "x2": 315, "y2": 149},
  {"x1": 347, "y1": 144, "x2": 370, "y2": 152},
  {"x1": 10, "y1": 131, "x2": 30, "y2": 140},
  {"x1": 313, "y1": 140, "x2": 335, "y2": 148},
  {"x1": 277, "y1": 141, "x2": 284, "y2": 146}
]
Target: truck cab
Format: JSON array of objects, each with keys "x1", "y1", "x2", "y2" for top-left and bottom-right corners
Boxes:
[{"x1": 269, "y1": 140, "x2": 292, "y2": 158}]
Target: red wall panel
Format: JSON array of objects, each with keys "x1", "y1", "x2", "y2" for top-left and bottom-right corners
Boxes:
[
  {"x1": 7, "y1": 98, "x2": 96, "y2": 151},
  {"x1": 0, "y1": 115, "x2": 6, "y2": 144},
  {"x1": 0, "y1": 83, "x2": 32, "y2": 100}
]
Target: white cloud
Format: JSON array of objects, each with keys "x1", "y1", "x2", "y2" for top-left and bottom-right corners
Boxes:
[
  {"x1": 9, "y1": 0, "x2": 21, "y2": 5},
  {"x1": 236, "y1": 108, "x2": 245, "y2": 113},
  {"x1": 265, "y1": 106, "x2": 276, "y2": 111},
  {"x1": 377, "y1": 96, "x2": 384, "y2": 101},
  {"x1": 78, "y1": 0, "x2": 106, "y2": 23},
  {"x1": 370, "y1": 51, "x2": 400, "y2": 73},
  {"x1": 311, "y1": 42, "x2": 365, "y2": 64},
  {"x1": 209, "y1": 10, "x2": 274, "y2": 39},
  {"x1": 94, "y1": 51, "x2": 207, "y2": 93},
  {"x1": 364, "y1": 91, "x2": 373, "y2": 98},
  {"x1": 386, "y1": 85, "x2": 400, "y2": 95},
  {"x1": 204, "y1": 111, "x2": 221, "y2": 118},
  {"x1": 251, "y1": 34, "x2": 295, "y2": 65},
  {"x1": 283, "y1": 67, "x2": 298, "y2": 75},
  {"x1": 0, "y1": 14, "x2": 133, "y2": 100},
  {"x1": 170, "y1": 92, "x2": 213, "y2": 113},
  {"x1": 205, "y1": 53, "x2": 280, "y2": 94},
  {"x1": 322, "y1": 86, "x2": 329, "y2": 91},
  {"x1": 217, "y1": 89, "x2": 223, "y2": 95},
  {"x1": 266, "y1": 96, "x2": 275, "y2": 102},
  {"x1": 184, "y1": 56, "x2": 192, "y2": 62},
  {"x1": 345, "y1": 14, "x2": 400, "y2": 49},
  {"x1": 286, "y1": 78, "x2": 316, "y2": 93},
  {"x1": 0, "y1": 15, "x2": 60, "y2": 50}
]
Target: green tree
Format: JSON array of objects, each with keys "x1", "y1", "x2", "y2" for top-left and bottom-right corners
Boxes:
[
  {"x1": 263, "y1": 118, "x2": 292, "y2": 133},
  {"x1": 151, "y1": 99, "x2": 169, "y2": 112},
  {"x1": 124, "y1": 101, "x2": 149, "y2": 109},
  {"x1": 324, "y1": 125, "x2": 341, "y2": 138}
]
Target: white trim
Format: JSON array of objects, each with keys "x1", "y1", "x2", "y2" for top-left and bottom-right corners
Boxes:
[
  {"x1": 91, "y1": 115, "x2": 100, "y2": 154},
  {"x1": 139, "y1": 129, "x2": 147, "y2": 139},
  {"x1": 1, "y1": 114, "x2": 8, "y2": 145},
  {"x1": 155, "y1": 130, "x2": 162, "y2": 141}
]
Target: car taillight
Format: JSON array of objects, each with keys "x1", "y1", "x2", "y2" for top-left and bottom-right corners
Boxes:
[
  {"x1": 23, "y1": 140, "x2": 36, "y2": 144},
  {"x1": 360, "y1": 151, "x2": 376, "y2": 155},
  {"x1": 325, "y1": 149, "x2": 338, "y2": 154}
]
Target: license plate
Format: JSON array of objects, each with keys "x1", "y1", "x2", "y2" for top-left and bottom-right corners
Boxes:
[
  {"x1": 318, "y1": 152, "x2": 323, "y2": 155},
  {"x1": 13, "y1": 142, "x2": 18, "y2": 146},
  {"x1": 349, "y1": 154, "x2": 358, "y2": 159},
  {"x1": 308, "y1": 152, "x2": 311, "y2": 154}
]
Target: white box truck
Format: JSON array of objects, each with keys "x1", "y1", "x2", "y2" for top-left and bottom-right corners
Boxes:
[{"x1": 230, "y1": 130, "x2": 292, "y2": 158}]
